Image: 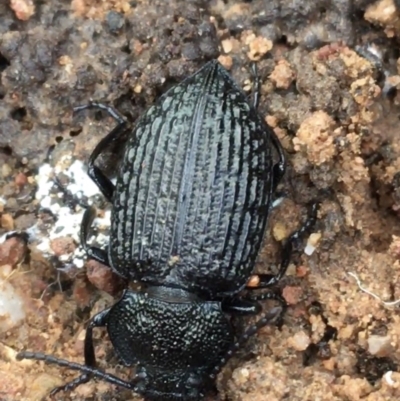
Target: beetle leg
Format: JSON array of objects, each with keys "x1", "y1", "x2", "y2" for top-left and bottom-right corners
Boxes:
[
  {"x1": 209, "y1": 306, "x2": 283, "y2": 379},
  {"x1": 17, "y1": 306, "x2": 148, "y2": 395},
  {"x1": 246, "y1": 291, "x2": 287, "y2": 306},
  {"x1": 17, "y1": 308, "x2": 112, "y2": 395},
  {"x1": 249, "y1": 62, "x2": 261, "y2": 110},
  {"x1": 48, "y1": 308, "x2": 111, "y2": 395},
  {"x1": 16, "y1": 352, "x2": 137, "y2": 392},
  {"x1": 221, "y1": 297, "x2": 262, "y2": 315},
  {"x1": 247, "y1": 202, "x2": 319, "y2": 289},
  {"x1": 83, "y1": 308, "x2": 111, "y2": 366},
  {"x1": 270, "y1": 130, "x2": 286, "y2": 192},
  {"x1": 74, "y1": 102, "x2": 128, "y2": 201},
  {"x1": 80, "y1": 206, "x2": 110, "y2": 266},
  {"x1": 222, "y1": 292, "x2": 287, "y2": 316}
]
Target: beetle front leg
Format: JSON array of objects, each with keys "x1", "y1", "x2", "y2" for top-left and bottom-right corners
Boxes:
[
  {"x1": 49, "y1": 308, "x2": 111, "y2": 395},
  {"x1": 74, "y1": 102, "x2": 129, "y2": 201},
  {"x1": 17, "y1": 304, "x2": 146, "y2": 396},
  {"x1": 80, "y1": 206, "x2": 110, "y2": 266},
  {"x1": 16, "y1": 353, "x2": 137, "y2": 393}
]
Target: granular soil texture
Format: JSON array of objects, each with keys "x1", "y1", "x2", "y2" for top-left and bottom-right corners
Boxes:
[{"x1": 2, "y1": 1, "x2": 400, "y2": 401}]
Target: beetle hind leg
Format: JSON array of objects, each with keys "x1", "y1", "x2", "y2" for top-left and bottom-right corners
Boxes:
[
  {"x1": 222, "y1": 292, "x2": 287, "y2": 328},
  {"x1": 247, "y1": 202, "x2": 319, "y2": 289},
  {"x1": 221, "y1": 297, "x2": 262, "y2": 315},
  {"x1": 209, "y1": 306, "x2": 284, "y2": 379}
]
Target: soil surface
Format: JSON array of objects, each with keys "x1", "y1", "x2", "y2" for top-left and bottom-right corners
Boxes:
[{"x1": 2, "y1": 1, "x2": 400, "y2": 401}]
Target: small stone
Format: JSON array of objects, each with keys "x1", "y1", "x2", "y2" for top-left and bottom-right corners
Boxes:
[
  {"x1": 322, "y1": 357, "x2": 336, "y2": 371},
  {"x1": 305, "y1": 232, "x2": 322, "y2": 255},
  {"x1": 272, "y1": 221, "x2": 288, "y2": 241},
  {"x1": 296, "y1": 265, "x2": 309, "y2": 277},
  {"x1": 58, "y1": 55, "x2": 73, "y2": 66},
  {"x1": 0, "y1": 264, "x2": 13, "y2": 278},
  {"x1": 240, "y1": 368, "x2": 250, "y2": 379},
  {"x1": 72, "y1": 276, "x2": 92, "y2": 307},
  {"x1": 0, "y1": 279, "x2": 26, "y2": 331},
  {"x1": 0, "y1": 237, "x2": 27, "y2": 267},
  {"x1": 221, "y1": 39, "x2": 233, "y2": 53},
  {"x1": 1, "y1": 214, "x2": 14, "y2": 230},
  {"x1": 265, "y1": 115, "x2": 278, "y2": 128},
  {"x1": 2, "y1": 164, "x2": 12, "y2": 177},
  {"x1": 218, "y1": 55, "x2": 233, "y2": 70},
  {"x1": 50, "y1": 237, "x2": 76, "y2": 257},
  {"x1": 245, "y1": 33, "x2": 273, "y2": 61},
  {"x1": 134, "y1": 84, "x2": 142, "y2": 94},
  {"x1": 282, "y1": 285, "x2": 303, "y2": 305},
  {"x1": 10, "y1": 0, "x2": 35, "y2": 21},
  {"x1": 15, "y1": 172, "x2": 28, "y2": 187},
  {"x1": 367, "y1": 335, "x2": 393, "y2": 357},
  {"x1": 269, "y1": 59, "x2": 295, "y2": 89},
  {"x1": 106, "y1": 11, "x2": 125, "y2": 34},
  {"x1": 246, "y1": 275, "x2": 260, "y2": 288},
  {"x1": 131, "y1": 39, "x2": 143, "y2": 55},
  {"x1": 86, "y1": 260, "x2": 126, "y2": 295},
  {"x1": 288, "y1": 330, "x2": 311, "y2": 351},
  {"x1": 293, "y1": 111, "x2": 338, "y2": 166}
]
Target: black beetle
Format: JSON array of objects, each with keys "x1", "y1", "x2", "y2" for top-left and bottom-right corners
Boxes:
[{"x1": 17, "y1": 60, "x2": 318, "y2": 400}]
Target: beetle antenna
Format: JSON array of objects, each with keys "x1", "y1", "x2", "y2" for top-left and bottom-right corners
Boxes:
[{"x1": 16, "y1": 351, "x2": 137, "y2": 390}]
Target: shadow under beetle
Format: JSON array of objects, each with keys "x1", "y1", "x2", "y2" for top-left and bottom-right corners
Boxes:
[{"x1": 17, "y1": 60, "x2": 318, "y2": 401}]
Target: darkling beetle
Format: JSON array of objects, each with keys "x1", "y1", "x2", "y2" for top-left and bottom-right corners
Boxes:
[{"x1": 17, "y1": 60, "x2": 318, "y2": 400}]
